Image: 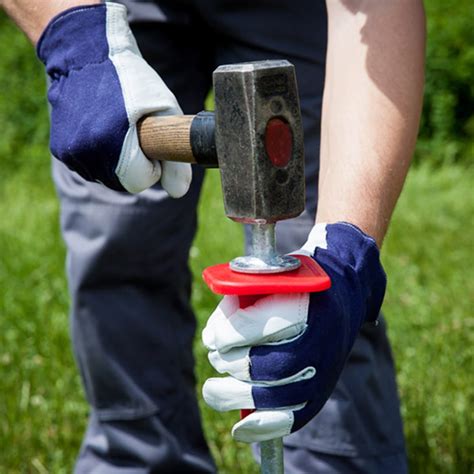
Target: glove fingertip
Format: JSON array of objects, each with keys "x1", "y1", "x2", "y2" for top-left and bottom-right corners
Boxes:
[
  {"x1": 201, "y1": 325, "x2": 215, "y2": 350},
  {"x1": 202, "y1": 377, "x2": 254, "y2": 412},
  {"x1": 161, "y1": 162, "x2": 192, "y2": 198},
  {"x1": 117, "y1": 129, "x2": 162, "y2": 193},
  {"x1": 202, "y1": 379, "x2": 225, "y2": 412},
  {"x1": 232, "y1": 410, "x2": 294, "y2": 443}
]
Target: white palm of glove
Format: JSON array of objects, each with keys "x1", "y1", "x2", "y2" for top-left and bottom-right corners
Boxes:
[
  {"x1": 107, "y1": 3, "x2": 191, "y2": 196},
  {"x1": 202, "y1": 292, "x2": 314, "y2": 443}
]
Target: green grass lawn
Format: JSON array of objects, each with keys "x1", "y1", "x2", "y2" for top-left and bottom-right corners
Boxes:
[
  {"x1": 1, "y1": 12, "x2": 473, "y2": 474},
  {"x1": 1, "y1": 164, "x2": 473, "y2": 473}
]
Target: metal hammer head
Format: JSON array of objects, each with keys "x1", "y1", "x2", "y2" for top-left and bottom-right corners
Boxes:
[{"x1": 213, "y1": 60, "x2": 305, "y2": 224}]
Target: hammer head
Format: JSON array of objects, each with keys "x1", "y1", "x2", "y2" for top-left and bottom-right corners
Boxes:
[{"x1": 213, "y1": 60, "x2": 305, "y2": 224}]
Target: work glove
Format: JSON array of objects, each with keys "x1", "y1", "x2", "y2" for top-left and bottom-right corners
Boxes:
[
  {"x1": 37, "y1": 2, "x2": 191, "y2": 196},
  {"x1": 202, "y1": 222, "x2": 386, "y2": 442}
]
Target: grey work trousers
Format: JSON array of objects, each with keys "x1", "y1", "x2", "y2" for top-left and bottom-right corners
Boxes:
[{"x1": 52, "y1": 1, "x2": 407, "y2": 472}]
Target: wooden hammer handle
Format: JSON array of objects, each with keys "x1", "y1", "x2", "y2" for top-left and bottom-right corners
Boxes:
[
  {"x1": 138, "y1": 113, "x2": 217, "y2": 167},
  {"x1": 138, "y1": 115, "x2": 196, "y2": 163}
]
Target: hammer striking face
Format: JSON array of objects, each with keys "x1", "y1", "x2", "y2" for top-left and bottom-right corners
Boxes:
[{"x1": 213, "y1": 60, "x2": 305, "y2": 224}]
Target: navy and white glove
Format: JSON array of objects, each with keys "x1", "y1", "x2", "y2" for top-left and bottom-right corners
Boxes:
[
  {"x1": 37, "y1": 2, "x2": 191, "y2": 196},
  {"x1": 202, "y1": 222, "x2": 386, "y2": 443}
]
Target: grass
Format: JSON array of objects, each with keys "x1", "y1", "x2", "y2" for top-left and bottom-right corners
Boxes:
[{"x1": 0, "y1": 12, "x2": 473, "y2": 474}]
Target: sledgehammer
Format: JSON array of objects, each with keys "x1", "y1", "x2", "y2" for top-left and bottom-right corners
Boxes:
[
  {"x1": 139, "y1": 60, "x2": 306, "y2": 235},
  {"x1": 139, "y1": 60, "x2": 330, "y2": 474}
]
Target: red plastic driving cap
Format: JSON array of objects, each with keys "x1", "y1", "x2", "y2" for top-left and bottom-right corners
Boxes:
[{"x1": 202, "y1": 255, "x2": 331, "y2": 296}]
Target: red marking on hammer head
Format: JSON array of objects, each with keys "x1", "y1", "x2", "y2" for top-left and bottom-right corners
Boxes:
[{"x1": 265, "y1": 118, "x2": 293, "y2": 168}]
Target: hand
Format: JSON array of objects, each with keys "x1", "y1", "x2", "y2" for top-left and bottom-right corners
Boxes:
[
  {"x1": 202, "y1": 222, "x2": 386, "y2": 443},
  {"x1": 37, "y1": 2, "x2": 191, "y2": 196}
]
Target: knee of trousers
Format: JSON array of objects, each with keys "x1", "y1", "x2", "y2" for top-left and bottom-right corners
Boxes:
[
  {"x1": 52, "y1": 160, "x2": 205, "y2": 421},
  {"x1": 71, "y1": 283, "x2": 199, "y2": 421}
]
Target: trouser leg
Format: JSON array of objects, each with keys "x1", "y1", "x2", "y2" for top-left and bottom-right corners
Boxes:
[
  {"x1": 53, "y1": 162, "x2": 214, "y2": 473},
  {"x1": 52, "y1": 9, "x2": 217, "y2": 472}
]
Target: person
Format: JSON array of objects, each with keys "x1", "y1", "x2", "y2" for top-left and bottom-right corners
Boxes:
[{"x1": 1, "y1": 0, "x2": 425, "y2": 472}]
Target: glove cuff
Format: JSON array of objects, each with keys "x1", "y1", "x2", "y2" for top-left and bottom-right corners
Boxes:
[
  {"x1": 37, "y1": 3, "x2": 128, "y2": 76},
  {"x1": 299, "y1": 222, "x2": 386, "y2": 323}
]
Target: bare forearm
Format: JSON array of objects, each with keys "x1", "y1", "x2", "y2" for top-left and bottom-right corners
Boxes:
[
  {"x1": 318, "y1": 0, "x2": 426, "y2": 246},
  {"x1": 0, "y1": 0, "x2": 99, "y2": 44}
]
